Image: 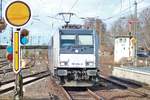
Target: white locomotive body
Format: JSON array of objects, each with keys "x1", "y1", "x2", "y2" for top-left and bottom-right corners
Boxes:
[{"x1": 49, "y1": 28, "x2": 99, "y2": 87}]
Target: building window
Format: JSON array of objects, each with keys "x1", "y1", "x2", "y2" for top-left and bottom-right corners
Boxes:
[
  {"x1": 120, "y1": 38, "x2": 122, "y2": 42},
  {"x1": 124, "y1": 38, "x2": 126, "y2": 43}
]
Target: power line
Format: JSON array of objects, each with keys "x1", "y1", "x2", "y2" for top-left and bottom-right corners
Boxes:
[
  {"x1": 129, "y1": 0, "x2": 132, "y2": 16},
  {"x1": 68, "y1": 0, "x2": 79, "y2": 12},
  {"x1": 38, "y1": 0, "x2": 149, "y2": 25},
  {"x1": 58, "y1": 0, "x2": 63, "y2": 12},
  {"x1": 137, "y1": 5, "x2": 150, "y2": 13},
  {"x1": 137, "y1": 0, "x2": 145, "y2": 4},
  {"x1": 120, "y1": 0, "x2": 123, "y2": 18},
  {"x1": 95, "y1": 0, "x2": 102, "y2": 16},
  {"x1": 102, "y1": 0, "x2": 146, "y2": 21},
  {"x1": 102, "y1": 7, "x2": 132, "y2": 21},
  {"x1": 47, "y1": 15, "x2": 64, "y2": 21}
]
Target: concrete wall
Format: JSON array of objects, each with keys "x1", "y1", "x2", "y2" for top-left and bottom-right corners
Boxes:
[{"x1": 112, "y1": 67, "x2": 150, "y2": 85}]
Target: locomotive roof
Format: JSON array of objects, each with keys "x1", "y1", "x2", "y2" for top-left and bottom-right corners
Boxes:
[{"x1": 59, "y1": 29, "x2": 94, "y2": 35}]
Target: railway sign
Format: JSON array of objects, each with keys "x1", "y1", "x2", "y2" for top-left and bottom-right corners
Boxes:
[
  {"x1": 4, "y1": 0, "x2": 31, "y2": 27},
  {"x1": 6, "y1": 53, "x2": 13, "y2": 62},
  {"x1": 20, "y1": 29, "x2": 29, "y2": 45},
  {"x1": 4, "y1": 0, "x2": 31, "y2": 74},
  {"x1": 13, "y1": 31, "x2": 20, "y2": 73},
  {"x1": 128, "y1": 19, "x2": 139, "y2": 24},
  {"x1": 6, "y1": 45, "x2": 13, "y2": 62}
]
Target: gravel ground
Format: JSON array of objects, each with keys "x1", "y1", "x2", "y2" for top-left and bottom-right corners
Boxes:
[
  {"x1": 0, "y1": 54, "x2": 150, "y2": 100},
  {"x1": 0, "y1": 77, "x2": 67, "y2": 100},
  {"x1": 23, "y1": 76, "x2": 67, "y2": 100},
  {"x1": 96, "y1": 89, "x2": 149, "y2": 100},
  {"x1": 100, "y1": 54, "x2": 114, "y2": 76},
  {"x1": 0, "y1": 59, "x2": 47, "y2": 82},
  {"x1": 0, "y1": 58, "x2": 67, "y2": 100},
  {"x1": 99, "y1": 54, "x2": 150, "y2": 100}
]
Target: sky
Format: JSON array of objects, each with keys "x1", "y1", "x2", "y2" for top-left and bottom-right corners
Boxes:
[{"x1": 0, "y1": 0, "x2": 150, "y2": 45}]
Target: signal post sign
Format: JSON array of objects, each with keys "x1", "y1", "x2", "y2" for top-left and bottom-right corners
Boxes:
[
  {"x1": 13, "y1": 31, "x2": 20, "y2": 73},
  {"x1": 4, "y1": 0, "x2": 31, "y2": 73},
  {"x1": 4, "y1": 1, "x2": 31, "y2": 99}
]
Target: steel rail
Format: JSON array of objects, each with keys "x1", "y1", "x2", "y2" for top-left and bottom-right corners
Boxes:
[
  {"x1": 61, "y1": 87, "x2": 104, "y2": 100},
  {"x1": 99, "y1": 75, "x2": 150, "y2": 98},
  {"x1": 0, "y1": 70, "x2": 50, "y2": 94},
  {"x1": 0, "y1": 59, "x2": 35, "y2": 74}
]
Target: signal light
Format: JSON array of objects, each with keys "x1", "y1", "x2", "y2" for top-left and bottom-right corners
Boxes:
[
  {"x1": 20, "y1": 29, "x2": 29, "y2": 45},
  {"x1": 6, "y1": 45, "x2": 13, "y2": 53},
  {"x1": 6, "y1": 53, "x2": 13, "y2": 62},
  {"x1": 21, "y1": 29, "x2": 29, "y2": 36},
  {"x1": 21, "y1": 37, "x2": 28, "y2": 45},
  {"x1": 129, "y1": 32, "x2": 132, "y2": 36},
  {"x1": 6, "y1": 45, "x2": 13, "y2": 62}
]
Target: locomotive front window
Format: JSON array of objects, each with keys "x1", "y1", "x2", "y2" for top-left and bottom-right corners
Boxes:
[
  {"x1": 78, "y1": 35, "x2": 93, "y2": 45},
  {"x1": 61, "y1": 35, "x2": 76, "y2": 47}
]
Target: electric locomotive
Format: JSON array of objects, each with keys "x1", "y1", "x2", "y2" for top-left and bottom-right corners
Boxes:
[{"x1": 48, "y1": 24, "x2": 99, "y2": 87}]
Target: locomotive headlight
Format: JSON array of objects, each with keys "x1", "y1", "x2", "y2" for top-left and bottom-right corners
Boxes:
[
  {"x1": 89, "y1": 62, "x2": 94, "y2": 66},
  {"x1": 60, "y1": 62, "x2": 68, "y2": 66},
  {"x1": 60, "y1": 62, "x2": 65, "y2": 66},
  {"x1": 86, "y1": 62, "x2": 94, "y2": 66}
]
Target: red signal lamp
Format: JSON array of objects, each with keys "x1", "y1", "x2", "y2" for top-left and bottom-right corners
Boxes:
[
  {"x1": 20, "y1": 29, "x2": 29, "y2": 45},
  {"x1": 7, "y1": 54, "x2": 13, "y2": 62},
  {"x1": 21, "y1": 29, "x2": 29, "y2": 36}
]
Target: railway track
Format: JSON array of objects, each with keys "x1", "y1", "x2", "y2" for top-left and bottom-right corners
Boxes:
[
  {"x1": 0, "y1": 58, "x2": 35, "y2": 74},
  {"x1": 0, "y1": 59, "x2": 7, "y2": 63},
  {"x1": 0, "y1": 63, "x2": 9, "y2": 69},
  {"x1": 99, "y1": 75, "x2": 150, "y2": 99},
  {"x1": 0, "y1": 60, "x2": 8, "y2": 65},
  {"x1": 0, "y1": 58, "x2": 40, "y2": 94},
  {"x1": 61, "y1": 87, "x2": 104, "y2": 100},
  {"x1": 0, "y1": 70, "x2": 50, "y2": 94},
  {"x1": 0, "y1": 59, "x2": 9, "y2": 68}
]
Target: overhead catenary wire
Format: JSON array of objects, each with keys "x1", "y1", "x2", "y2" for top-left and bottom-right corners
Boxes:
[
  {"x1": 120, "y1": 0, "x2": 123, "y2": 18},
  {"x1": 47, "y1": 15, "x2": 64, "y2": 21},
  {"x1": 95, "y1": 0, "x2": 102, "y2": 15},
  {"x1": 58, "y1": 0, "x2": 63, "y2": 12},
  {"x1": 73, "y1": 0, "x2": 145, "y2": 22},
  {"x1": 129, "y1": 0, "x2": 132, "y2": 17},
  {"x1": 68, "y1": 0, "x2": 79, "y2": 12},
  {"x1": 102, "y1": 7, "x2": 133, "y2": 21},
  {"x1": 102, "y1": 0, "x2": 146, "y2": 21}
]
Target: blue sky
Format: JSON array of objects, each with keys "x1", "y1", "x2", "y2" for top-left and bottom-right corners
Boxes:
[{"x1": 0, "y1": 0, "x2": 150, "y2": 45}]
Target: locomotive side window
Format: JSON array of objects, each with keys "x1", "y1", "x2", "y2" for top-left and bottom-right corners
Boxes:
[
  {"x1": 61, "y1": 35, "x2": 76, "y2": 47},
  {"x1": 78, "y1": 35, "x2": 93, "y2": 45}
]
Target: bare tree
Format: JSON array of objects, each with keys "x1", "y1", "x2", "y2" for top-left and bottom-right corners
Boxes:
[
  {"x1": 0, "y1": 18, "x2": 7, "y2": 33},
  {"x1": 110, "y1": 17, "x2": 130, "y2": 37},
  {"x1": 83, "y1": 17, "x2": 106, "y2": 44},
  {"x1": 109, "y1": 7, "x2": 150, "y2": 50},
  {"x1": 139, "y1": 7, "x2": 150, "y2": 50}
]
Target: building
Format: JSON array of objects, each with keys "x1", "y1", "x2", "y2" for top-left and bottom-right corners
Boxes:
[{"x1": 114, "y1": 36, "x2": 136, "y2": 63}]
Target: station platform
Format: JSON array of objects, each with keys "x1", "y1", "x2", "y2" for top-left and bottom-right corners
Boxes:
[{"x1": 112, "y1": 66, "x2": 150, "y2": 85}]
